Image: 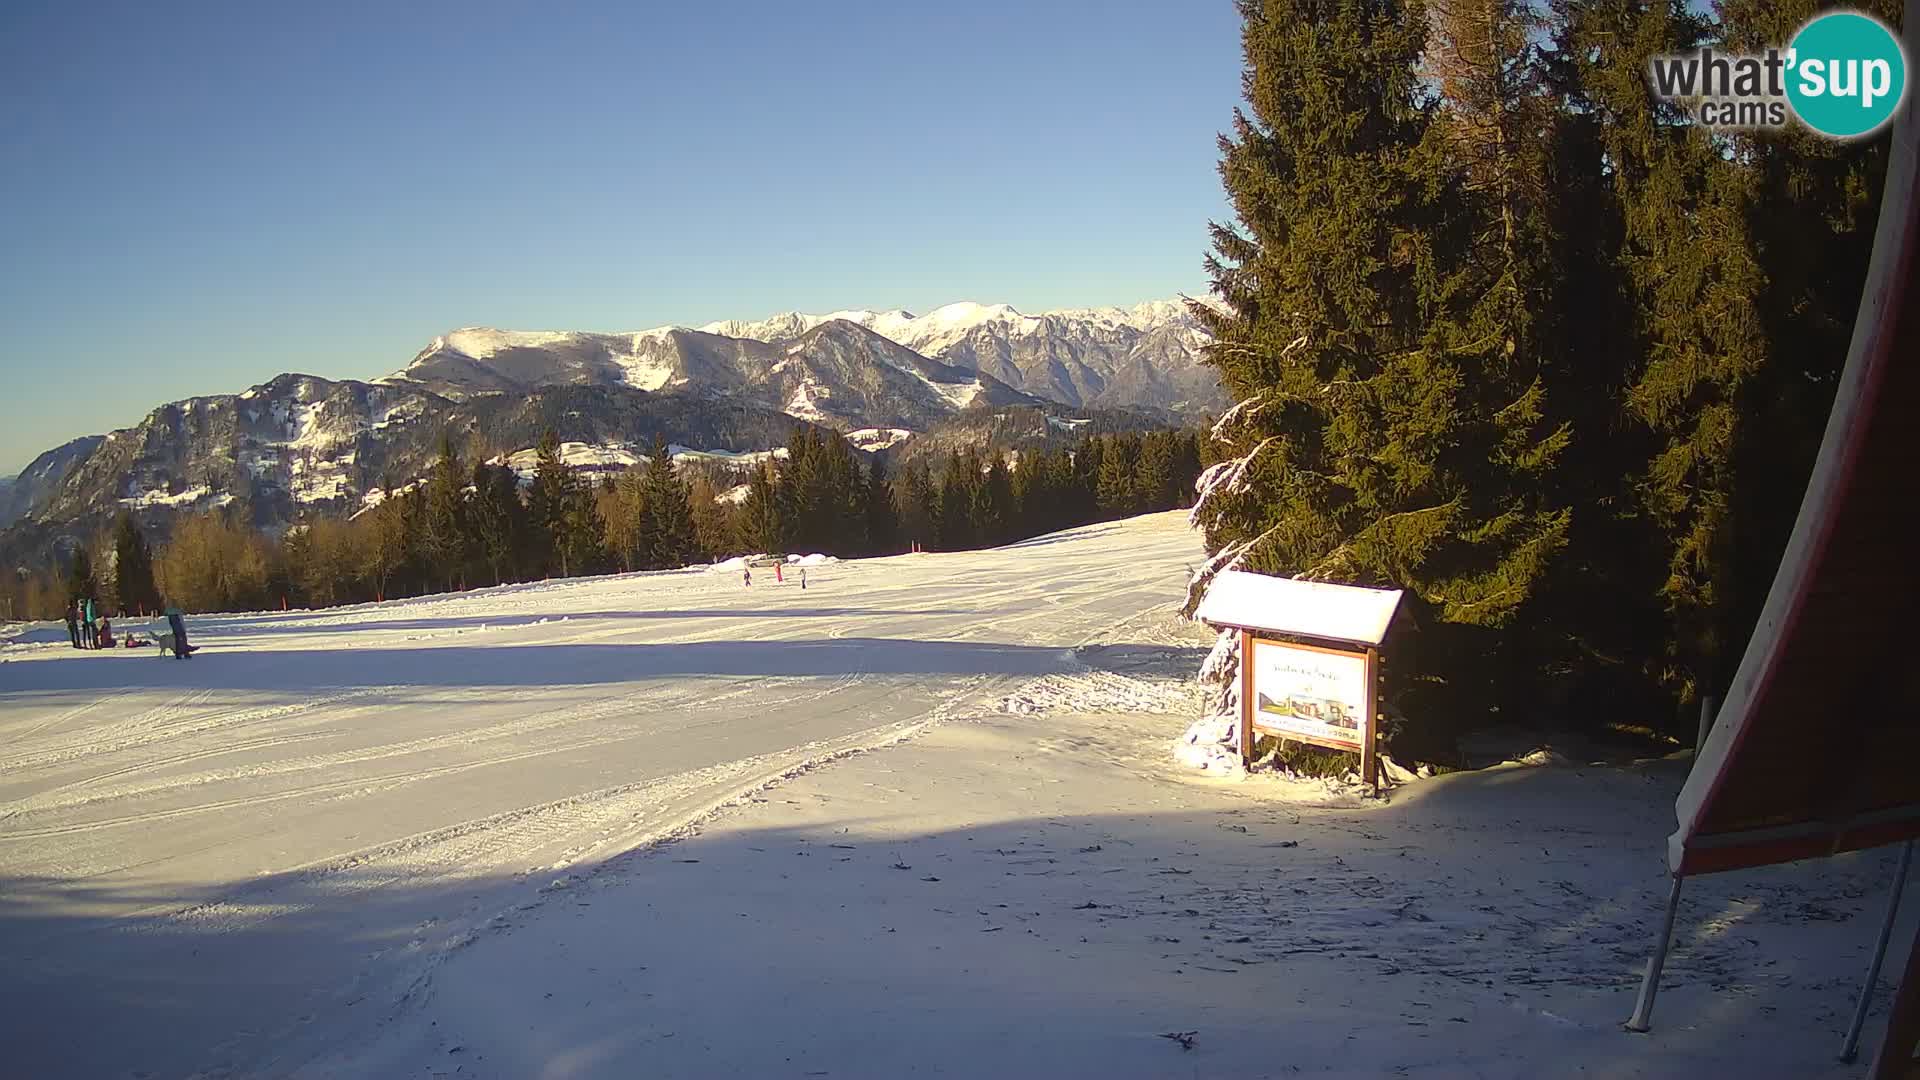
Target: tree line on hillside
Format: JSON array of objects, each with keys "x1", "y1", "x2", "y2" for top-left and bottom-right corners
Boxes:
[
  {"x1": 8, "y1": 427, "x2": 1204, "y2": 619},
  {"x1": 1192, "y1": 0, "x2": 1898, "y2": 749}
]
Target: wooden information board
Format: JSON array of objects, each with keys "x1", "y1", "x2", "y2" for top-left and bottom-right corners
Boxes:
[{"x1": 1196, "y1": 570, "x2": 1401, "y2": 786}]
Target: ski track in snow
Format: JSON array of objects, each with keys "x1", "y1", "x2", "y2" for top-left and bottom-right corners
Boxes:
[{"x1": 0, "y1": 512, "x2": 1204, "y2": 1079}]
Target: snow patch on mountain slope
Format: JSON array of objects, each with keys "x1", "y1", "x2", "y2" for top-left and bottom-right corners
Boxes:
[
  {"x1": 785, "y1": 379, "x2": 828, "y2": 421},
  {"x1": 610, "y1": 331, "x2": 682, "y2": 391},
  {"x1": 666, "y1": 445, "x2": 788, "y2": 466},
  {"x1": 440, "y1": 329, "x2": 577, "y2": 359},
  {"x1": 490, "y1": 442, "x2": 643, "y2": 482},
  {"x1": 929, "y1": 379, "x2": 984, "y2": 409},
  {"x1": 119, "y1": 485, "x2": 233, "y2": 510},
  {"x1": 846, "y1": 428, "x2": 913, "y2": 452}
]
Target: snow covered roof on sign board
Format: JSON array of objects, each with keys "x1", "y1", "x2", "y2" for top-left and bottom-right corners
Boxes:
[{"x1": 1194, "y1": 570, "x2": 1403, "y2": 647}]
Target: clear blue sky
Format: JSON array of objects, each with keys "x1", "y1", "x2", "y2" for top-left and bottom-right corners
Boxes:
[{"x1": 0, "y1": 1, "x2": 1243, "y2": 475}]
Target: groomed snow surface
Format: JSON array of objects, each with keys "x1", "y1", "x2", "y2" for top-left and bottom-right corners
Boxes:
[{"x1": 0, "y1": 511, "x2": 1909, "y2": 1078}]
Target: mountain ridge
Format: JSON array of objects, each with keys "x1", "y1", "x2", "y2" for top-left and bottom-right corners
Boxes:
[{"x1": 0, "y1": 297, "x2": 1220, "y2": 554}]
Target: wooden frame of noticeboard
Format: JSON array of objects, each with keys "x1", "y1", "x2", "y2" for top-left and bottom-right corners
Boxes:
[{"x1": 1237, "y1": 630, "x2": 1379, "y2": 786}]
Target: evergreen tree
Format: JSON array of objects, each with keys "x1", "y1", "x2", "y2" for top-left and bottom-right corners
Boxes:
[
  {"x1": 864, "y1": 457, "x2": 901, "y2": 555},
  {"x1": 1096, "y1": 433, "x2": 1140, "y2": 519},
  {"x1": 1070, "y1": 437, "x2": 1104, "y2": 525},
  {"x1": 67, "y1": 547, "x2": 96, "y2": 603},
  {"x1": 740, "y1": 461, "x2": 786, "y2": 555},
  {"x1": 1011, "y1": 450, "x2": 1050, "y2": 540},
  {"x1": 1171, "y1": 431, "x2": 1203, "y2": 509},
  {"x1": 641, "y1": 434, "x2": 699, "y2": 568},
  {"x1": 969, "y1": 455, "x2": 1015, "y2": 547},
  {"x1": 1134, "y1": 431, "x2": 1179, "y2": 513},
  {"x1": 935, "y1": 451, "x2": 978, "y2": 551},
  {"x1": 819, "y1": 431, "x2": 866, "y2": 556},
  {"x1": 897, "y1": 461, "x2": 937, "y2": 550},
  {"x1": 527, "y1": 429, "x2": 590, "y2": 577},
  {"x1": 470, "y1": 462, "x2": 527, "y2": 585},
  {"x1": 1555, "y1": 0, "x2": 1767, "y2": 704},
  {"x1": 780, "y1": 428, "x2": 825, "y2": 553},
  {"x1": 111, "y1": 512, "x2": 159, "y2": 614},
  {"x1": 1192, "y1": 0, "x2": 1569, "y2": 721},
  {"x1": 419, "y1": 435, "x2": 470, "y2": 592},
  {"x1": 1709, "y1": 0, "x2": 1899, "y2": 698}
]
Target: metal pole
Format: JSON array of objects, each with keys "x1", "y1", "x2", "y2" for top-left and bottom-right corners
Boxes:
[
  {"x1": 1842, "y1": 839, "x2": 1916, "y2": 1062},
  {"x1": 1626, "y1": 875, "x2": 1686, "y2": 1033},
  {"x1": 1695, "y1": 694, "x2": 1719, "y2": 756}
]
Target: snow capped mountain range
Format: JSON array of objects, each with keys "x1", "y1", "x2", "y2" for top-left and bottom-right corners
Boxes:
[
  {"x1": 0, "y1": 298, "x2": 1220, "y2": 547},
  {"x1": 386, "y1": 297, "x2": 1223, "y2": 420}
]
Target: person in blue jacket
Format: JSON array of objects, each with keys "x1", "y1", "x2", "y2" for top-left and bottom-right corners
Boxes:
[{"x1": 80, "y1": 596, "x2": 97, "y2": 649}]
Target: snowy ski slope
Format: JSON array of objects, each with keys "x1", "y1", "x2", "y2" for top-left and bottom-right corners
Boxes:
[{"x1": 0, "y1": 511, "x2": 1202, "y2": 1077}]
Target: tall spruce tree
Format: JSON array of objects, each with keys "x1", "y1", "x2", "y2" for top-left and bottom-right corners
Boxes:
[
  {"x1": 641, "y1": 435, "x2": 699, "y2": 568},
  {"x1": 1193, "y1": 0, "x2": 1570, "y2": 719},
  {"x1": 1135, "y1": 432, "x2": 1179, "y2": 513},
  {"x1": 1095, "y1": 434, "x2": 1138, "y2": 518},
  {"x1": 864, "y1": 457, "x2": 900, "y2": 556},
  {"x1": 1708, "y1": 0, "x2": 1900, "y2": 699},
  {"x1": 740, "y1": 461, "x2": 786, "y2": 555},
  {"x1": 111, "y1": 512, "x2": 159, "y2": 614},
  {"x1": 68, "y1": 547, "x2": 97, "y2": 604},
  {"x1": 935, "y1": 451, "x2": 977, "y2": 551},
  {"x1": 527, "y1": 429, "x2": 585, "y2": 577},
  {"x1": 897, "y1": 461, "x2": 937, "y2": 550},
  {"x1": 469, "y1": 462, "x2": 527, "y2": 585},
  {"x1": 419, "y1": 435, "x2": 470, "y2": 592},
  {"x1": 969, "y1": 456, "x2": 1015, "y2": 547},
  {"x1": 1555, "y1": 0, "x2": 1768, "y2": 706}
]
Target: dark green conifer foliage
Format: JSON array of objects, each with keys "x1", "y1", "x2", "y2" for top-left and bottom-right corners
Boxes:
[
  {"x1": 864, "y1": 457, "x2": 901, "y2": 556},
  {"x1": 641, "y1": 435, "x2": 699, "y2": 568},
  {"x1": 1096, "y1": 433, "x2": 1139, "y2": 519},
  {"x1": 68, "y1": 547, "x2": 96, "y2": 603},
  {"x1": 527, "y1": 429, "x2": 599, "y2": 578},
  {"x1": 111, "y1": 512, "x2": 160, "y2": 614},
  {"x1": 896, "y1": 461, "x2": 937, "y2": 550},
  {"x1": 935, "y1": 451, "x2": 978, "y2": 551},
  {"x1": 1192, "y1": 0, "x2": 1572, "y2": 723},
  {"x1": 1556, "y1": 0, "x2": 1768, "y2": 702},
  {"x1": 420, "y1": 435, "x2": 470, "y2": 591},
  {"x1": 469, "y1": 462, "x2": 526, "y2": 586},
  {"x1": 740, "y1": 462, "x2": 786, "y2": 555}
]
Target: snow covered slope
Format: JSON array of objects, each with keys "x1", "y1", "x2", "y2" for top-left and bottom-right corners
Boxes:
[{"x1": 0, "y1": 511, "x2": 1205, "y2": 1079}]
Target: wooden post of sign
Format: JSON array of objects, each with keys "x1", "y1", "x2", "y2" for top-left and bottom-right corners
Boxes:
[
  {"x1": 1361, "y1": 646, "x2": 1379, "y2": 790},
  {"x1": 1239, "y1": 629, "x2": 1255, "y2": 769}
]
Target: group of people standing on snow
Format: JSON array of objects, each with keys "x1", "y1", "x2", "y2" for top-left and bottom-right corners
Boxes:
[
  {"x1": 64, "y1": 596, "x2": 110, "y2": 649},
  {"x1": 63, "y1": 597, "x2": 195, "y2": 658}
]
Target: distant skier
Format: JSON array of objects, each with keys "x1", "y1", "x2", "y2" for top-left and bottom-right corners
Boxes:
[
  {"x1": 799, "y1": 566, "x2": 807, "y2": 591},
  {"x1": 64, "y1": 600, "x2": 81, "y2": 649},
  {"x1": 775, "y1": 562, "x2": 783, "y2": 583},
  {"x1": 743, "y1": 566, "x2": 752, "y2": 587}
]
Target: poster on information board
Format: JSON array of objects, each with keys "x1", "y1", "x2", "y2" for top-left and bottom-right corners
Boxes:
[{"x1": 1246, "y1": 636, "x2": 1369, "y2": 752}]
